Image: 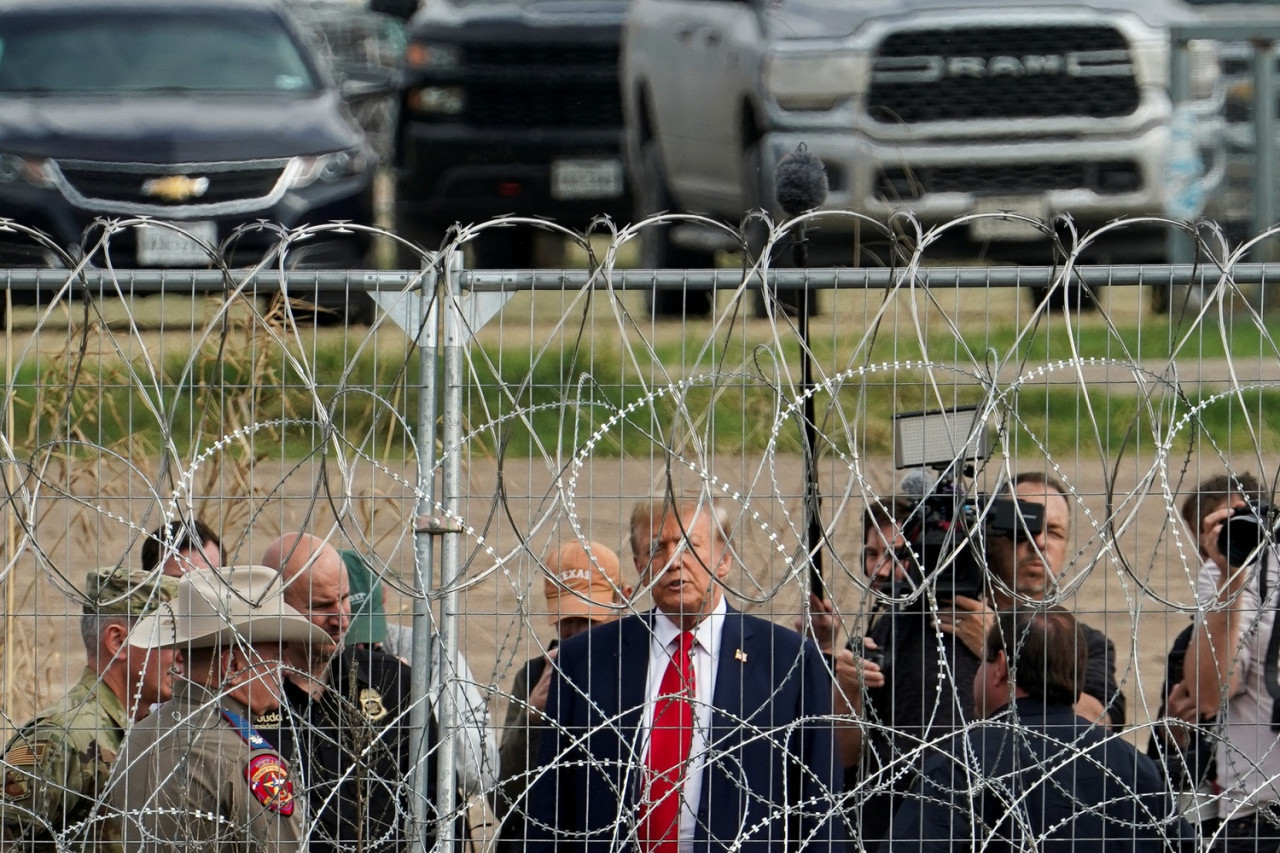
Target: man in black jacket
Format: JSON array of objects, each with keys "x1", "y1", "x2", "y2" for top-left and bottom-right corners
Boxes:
[
  {"x1": 259, "y1": 533, "x2": 442, "y2": 853},
  {"x1": 883, "y1": 607, "x2": 1192, "y2": 853},
  {"x1": 494, "y1": 540, "x2": 630, "y2": 851}
]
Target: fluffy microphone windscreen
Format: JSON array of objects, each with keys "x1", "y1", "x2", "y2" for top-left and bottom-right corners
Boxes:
[{"x1": 774, "y1": 144, "x2": 829, "y2": 217}]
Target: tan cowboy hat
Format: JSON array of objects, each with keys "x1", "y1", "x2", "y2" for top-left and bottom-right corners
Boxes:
[{"x1": 127, "y1": 565, "x2": 329, "y2": 650}]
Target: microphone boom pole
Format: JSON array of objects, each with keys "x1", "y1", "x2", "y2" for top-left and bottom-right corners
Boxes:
[{"x1": 774, "y1": 143, "x2": 829, "y2": 598}]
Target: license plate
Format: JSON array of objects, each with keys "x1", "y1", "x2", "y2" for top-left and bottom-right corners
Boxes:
[
  {"x1": 551, "y1": 159, "x2": 624, "y2": 201},
  {"x1": 970, "y1": 196, "x2": 1047, "y2": 242},
  {"x1": 136, "y1": 220, "x2": 218, "y2": 266}
]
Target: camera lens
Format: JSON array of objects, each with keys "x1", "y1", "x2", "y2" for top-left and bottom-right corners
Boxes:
[{"x1": 1219, "y1": 509, "x2": 1267, "y2": 567}]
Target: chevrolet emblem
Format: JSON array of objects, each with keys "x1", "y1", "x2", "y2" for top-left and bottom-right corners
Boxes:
[{"x1": 141, "y1": 174, "x2": 210, "y2": 203}]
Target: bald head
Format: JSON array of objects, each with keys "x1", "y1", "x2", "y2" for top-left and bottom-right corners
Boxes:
[{"x1": 261, "y1": 533, "x2": 351, "y2": 650}]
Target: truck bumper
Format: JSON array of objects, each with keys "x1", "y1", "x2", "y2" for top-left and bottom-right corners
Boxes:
[
  {"x1": 395, "y1": 123, "x2": 632, "y2": 231},
  {"x1": 763, "y1": 123, "x2": 1179, "y2": 242}
]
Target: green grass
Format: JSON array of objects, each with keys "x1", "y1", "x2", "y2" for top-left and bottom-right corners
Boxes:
[
  {"x1": 7, "y1": 307, "x2": 1280, "y2": 460},
  {"x1": 460, "y1": 341, "x2": 1280, "y2": 460}
]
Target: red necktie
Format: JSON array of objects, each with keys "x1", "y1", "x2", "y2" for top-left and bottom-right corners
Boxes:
[{"x1": 640, "y1": 631, "x2": 696, "y2": 852}]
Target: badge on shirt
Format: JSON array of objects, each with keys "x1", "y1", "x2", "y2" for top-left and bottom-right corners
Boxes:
[
  {"x1": 359, "y1": 688, "x2": 387, "y2": 722},
  {"x1": 245, "y1": 754, "x2": 295, "y2": 816}
]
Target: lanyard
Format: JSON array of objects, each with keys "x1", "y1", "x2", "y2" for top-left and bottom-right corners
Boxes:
[{"x1": 221, "y1": 708, "x2": 273, "y2": 751}]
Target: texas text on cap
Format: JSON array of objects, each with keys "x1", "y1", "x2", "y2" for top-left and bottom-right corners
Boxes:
[
  {"x1": 542, "y1": 541, "x2": 623, "y2": 625},
  {"x1": 84, "y1": 567, "x2": 179, "y2": 617},
  {"x1": 127, "y1": 565, "x2": 329, "y2": 650}
]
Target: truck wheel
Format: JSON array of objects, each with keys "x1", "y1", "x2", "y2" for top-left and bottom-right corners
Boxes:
[
  {"x1": 1029, "y1": 282, "x2": 1099, "y2": 312},
  {"x1": 392, "y1": 216, "x2": 444, "y2": 270},
  {"x1": 637, "y1": 141, "x2": 713, "y2": 317},
  {"x1": 470, "y1": 228, "x2": 537, "y2": 270},
  {"x1": 1150, "y1": 284, "x2": 1171, "y2": 314}
]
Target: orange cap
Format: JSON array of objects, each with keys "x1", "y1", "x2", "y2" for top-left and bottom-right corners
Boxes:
[{"x1": 542, "y1": 541, "x2": 623, "y2": 625}]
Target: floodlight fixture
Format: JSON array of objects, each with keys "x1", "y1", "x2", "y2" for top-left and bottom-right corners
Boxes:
[{"x1": 893, "y1": 405, "x2": 991, "y2": 470}]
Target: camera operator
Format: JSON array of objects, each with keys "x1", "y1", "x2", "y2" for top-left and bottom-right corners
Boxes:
[
  {"x1": 838, "y1": 499, "x2": 986, "y2": 846},
  {"x1": 1187, "y1": 474, "x2": 1280, "y2": 853},
  {"x1": 943, "y1": 472, "x2": 1125, "y2": 728}
]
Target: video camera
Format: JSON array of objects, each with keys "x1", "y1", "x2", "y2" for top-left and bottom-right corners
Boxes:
[{"x1": 891, "y1": 407, "x2": 1045, "y2": 600}]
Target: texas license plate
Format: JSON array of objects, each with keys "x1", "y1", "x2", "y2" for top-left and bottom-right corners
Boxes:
[
  {"x1": 551, "y1": 159, "x2": 624, "y2": 200},
  {"x1": 136, "y1": 220, "x2": 218, "y2": 266}
]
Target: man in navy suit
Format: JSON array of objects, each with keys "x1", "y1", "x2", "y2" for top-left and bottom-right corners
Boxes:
[{"x1": 525, "y1": 495, "x2": 844, "y2": 852}]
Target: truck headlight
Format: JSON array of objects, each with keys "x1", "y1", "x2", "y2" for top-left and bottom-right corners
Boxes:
[
  {"x1": 1135, "y1": 38, "x2": 1219, "y2": 101},
  {"x1": 289, "y1": 149, "x2": 368, "y2": 188},
  {"x1": 408, "y1": 86, "x2": 466, "y2": 115},
  {"x1": 1187, "y1": 39, "x2": 1220, "y2": 101},
  {"x1": 0, "y1": 154, "x2": 53, "y2": 188},
  {"x1": 405, "y1": 42, "x2": 461, "y2": 70},
  {"x1": 763, "y1": 50, "x2": 869, "y2": 111},
  {"x1": 1130, "y1": 37, "x2": 1170, "y2": 88}
]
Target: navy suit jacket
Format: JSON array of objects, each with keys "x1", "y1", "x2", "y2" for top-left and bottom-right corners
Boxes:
[
  {"x1": 525, "y1": 606, "x2": 845, "y2": 852},
  {"x1": 881, "y1": 698, "x2": 1194, "y2": 853}
]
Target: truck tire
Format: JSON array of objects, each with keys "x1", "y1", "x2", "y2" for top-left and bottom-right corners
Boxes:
[
  {"x1": 470, "y1": 228, "x2": 537, "y2": 271},
  {"x1": 1150, "y1": 283, "x2": 1171, "y2": 314},
  {"x1": 1030, "y1": 281, "x2": 1099, "y2": 312},
  {"x1": 637, "y1": 140, "x2": 713, "y2": 317}
]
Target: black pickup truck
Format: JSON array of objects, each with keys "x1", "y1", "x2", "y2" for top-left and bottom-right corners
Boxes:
[{"x1": 373, "y1": 0, "x2": 632, "y2": 268}]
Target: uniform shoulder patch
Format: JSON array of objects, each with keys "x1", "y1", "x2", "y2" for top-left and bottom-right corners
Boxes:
[
  {"x1": 244, "y1": 754, "x2": 294, "y2": 816},
  {"x1": 2, "y1": 741, "x2": 50, "y2": 800},
  {"x1": 3, "y1": 741, "x2": 49, "y2": 768}
]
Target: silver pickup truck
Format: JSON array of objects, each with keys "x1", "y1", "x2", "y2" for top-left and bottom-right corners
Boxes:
[{"x1": 621, "y1": 0, "x2": 1222, "y2": 307}]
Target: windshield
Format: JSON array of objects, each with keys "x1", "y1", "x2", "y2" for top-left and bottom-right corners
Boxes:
[{"x1": 0, "y1": 10, "x2": 320, "y2": 94}]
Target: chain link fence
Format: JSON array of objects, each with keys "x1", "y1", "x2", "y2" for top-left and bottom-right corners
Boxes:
[{"x1": 0, "y1": 213, "x2": 1276, "y2": 850}]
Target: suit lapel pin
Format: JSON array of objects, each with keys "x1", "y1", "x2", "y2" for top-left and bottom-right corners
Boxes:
[{"x1": 735, "y1": 648, "x2": 748, "y2": 663}]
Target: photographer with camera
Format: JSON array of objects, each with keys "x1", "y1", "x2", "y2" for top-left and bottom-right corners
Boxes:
[
  {"x1": 953, "y1": 472, "x2": 1126, "y2": 728},
  {"x1": 1143, "y1": 474, "x2": 1253, "y2": 842},
  {"x1": 839, "y1": 495, "x2": 987, "y2": 846},
  {"x1": 1187, "y1": 473, "x2": 1280, "y2": 853},
  {"x1": 845, "y1": 470, "x2": 1125, "y2": 845}
]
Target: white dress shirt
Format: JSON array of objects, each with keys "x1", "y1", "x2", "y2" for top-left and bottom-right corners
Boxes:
[{"x1": 643, "y1": 596, "x2": 726, "y2": 852}]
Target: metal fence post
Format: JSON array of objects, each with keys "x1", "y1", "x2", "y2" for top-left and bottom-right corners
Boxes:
[
  {"x1": 410, "y1": 258, "x2": 443, "y2": 852},
  {"x1": 1254, "y1": 38, "x2": 1277, "y2": 278},
  {"x1": 435, "y1": 250, "x2": 466, "y2": 850}
]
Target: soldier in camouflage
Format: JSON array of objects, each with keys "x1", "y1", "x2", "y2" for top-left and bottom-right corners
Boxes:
[{"x1": 0, "y1": 567, "x2": 179, "y2": 852}]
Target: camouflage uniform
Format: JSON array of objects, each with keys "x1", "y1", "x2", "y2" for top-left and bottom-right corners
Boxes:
[
  {"x1": 0, "y1": 669, "x2": 130, "y2": 852},
  {"x1": 0, "y1": 568, "x2": 176, "y2": 853}
]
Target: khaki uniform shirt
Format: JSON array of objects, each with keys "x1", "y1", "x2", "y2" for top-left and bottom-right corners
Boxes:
[
  {"x1": 109, "y1": 680, "x2": 303, "y2": 853},
  {"x1": 0, "y1": 667, "x2": 129, "y2": 853}
]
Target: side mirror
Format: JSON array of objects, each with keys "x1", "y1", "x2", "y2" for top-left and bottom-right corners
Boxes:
[
  {"x1": 339, "y1": 64, "x2": 401, "y2": 102},
  {"x1": 370, "y1": 0, "x2": 419, "y2": 21}
]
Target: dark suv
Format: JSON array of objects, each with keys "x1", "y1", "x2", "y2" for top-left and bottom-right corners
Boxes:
[
  {"x1": 0, "y1": 0, "x2": 392, "y2": 320},
  {"x1": 373, "y1": 0, "x2": 632, "y2": 268}
]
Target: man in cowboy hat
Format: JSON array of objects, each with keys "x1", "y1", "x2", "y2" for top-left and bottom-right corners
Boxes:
[
  {"x1": 0, "y1": 568, "x2": 177, "y2": 852},
  {"x1": 108, "y1": 565, "x2": 328, "y2": 853}
]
